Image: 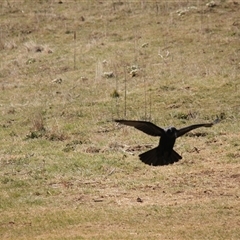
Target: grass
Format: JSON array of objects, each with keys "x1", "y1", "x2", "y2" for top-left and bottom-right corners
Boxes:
[{"x1": 0, "y1": 0, "x2": 240, "y2": 239}]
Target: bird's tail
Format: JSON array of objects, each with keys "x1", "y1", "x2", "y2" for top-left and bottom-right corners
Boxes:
[{"x1": 139, "y1": 147, "x2": 182, "y2": 166}]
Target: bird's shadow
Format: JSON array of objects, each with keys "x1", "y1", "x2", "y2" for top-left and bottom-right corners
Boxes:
[{"x1": 185, "y1": 132, "x2": 209, "y2": 137}]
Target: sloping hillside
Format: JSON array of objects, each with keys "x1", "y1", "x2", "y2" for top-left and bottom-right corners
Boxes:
[{"x1": 0, "y1": 1, "x2": 240, "y2": 239}]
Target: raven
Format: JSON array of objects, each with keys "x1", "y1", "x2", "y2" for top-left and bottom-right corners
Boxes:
[{"x1": 115, "y1": 119, "x2": 217, "y2": 166}]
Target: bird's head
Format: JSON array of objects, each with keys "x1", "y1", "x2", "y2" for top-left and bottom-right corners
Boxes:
[{"x1": 166, "y1": 127, "x2": 177, "y2": 138}]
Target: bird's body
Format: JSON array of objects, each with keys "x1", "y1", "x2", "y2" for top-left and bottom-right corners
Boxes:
[{"x1": 115, "y1": 120, "x2": 217, "y2": 166}]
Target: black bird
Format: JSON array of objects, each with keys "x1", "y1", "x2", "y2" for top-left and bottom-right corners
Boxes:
[{"x1": 115, "y1": 119, "x2": 218, "y2": 166}]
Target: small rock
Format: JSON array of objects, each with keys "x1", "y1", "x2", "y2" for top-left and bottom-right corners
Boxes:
[
  {"x1": 141, "y1": 42, "x2": 149, "y2": 48},
  {"x1": 103, "y1": 71, "x2": 114, "y2": 78},
  {"x1": 206, "y1": 1, "x2": 217, "y2": 7},
  {"x1": 81, "y1": 76, "x2": 88, "y2": 81},
  {"x1": 52, "y1": 78, "x2": 62, "y2": 84},
  {"x1": 130, "y1": 69, "x2": 138, "y2": 77}
]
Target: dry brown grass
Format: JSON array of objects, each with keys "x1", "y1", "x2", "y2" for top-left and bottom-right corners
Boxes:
[{"x1": 0, "y1": 0, "x2": 240, "y2": 239}]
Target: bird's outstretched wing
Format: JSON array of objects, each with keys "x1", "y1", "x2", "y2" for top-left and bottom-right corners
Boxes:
[
  {"x1": 115, "y1": 120, "x2": 164, "y2": 136},
  {"x1": 176, "y1": 120, "x2": 218, "y2": 138}
]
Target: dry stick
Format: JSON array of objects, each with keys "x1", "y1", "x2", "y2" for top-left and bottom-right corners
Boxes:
[
  {"x1": 73, "y1": 31, "x2": 76, "y2": 70},
  {"x1": 115, "y1": 69, "x2": 119, "y2": 118},
  {"x1": 112, "y1": 0, "x2": 115, "y2": 11},
  {"x1": 6, "y1": 0, "x2": 12, "y2": 9},
  {"x1": 143, "y1": 75, "x2": 147, "y2": 120},
  {"x1": 155, "y1": 1, "x2": 159, "y2": 15},
  {"x1": 149, "y1": 89, "x2": 152, "y2": 121},
  {"x1": 124, "y1": 65, "x2": 127, "y2": 118},
  {"x1": 111, "y1": 64, "x2": 119, "y2": 119}
]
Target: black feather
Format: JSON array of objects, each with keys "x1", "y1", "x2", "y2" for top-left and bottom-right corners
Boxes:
[{"x1": 115, "y1": 119, "x2": 218, "y2": 166}]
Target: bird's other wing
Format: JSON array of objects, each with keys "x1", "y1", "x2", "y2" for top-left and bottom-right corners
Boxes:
[
  {"x1": 176, "y1": 123, "x2": 214, "y2": 138},
  {"x1": 115, "y1": 120, "x2": 164, "y2": 136}
]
